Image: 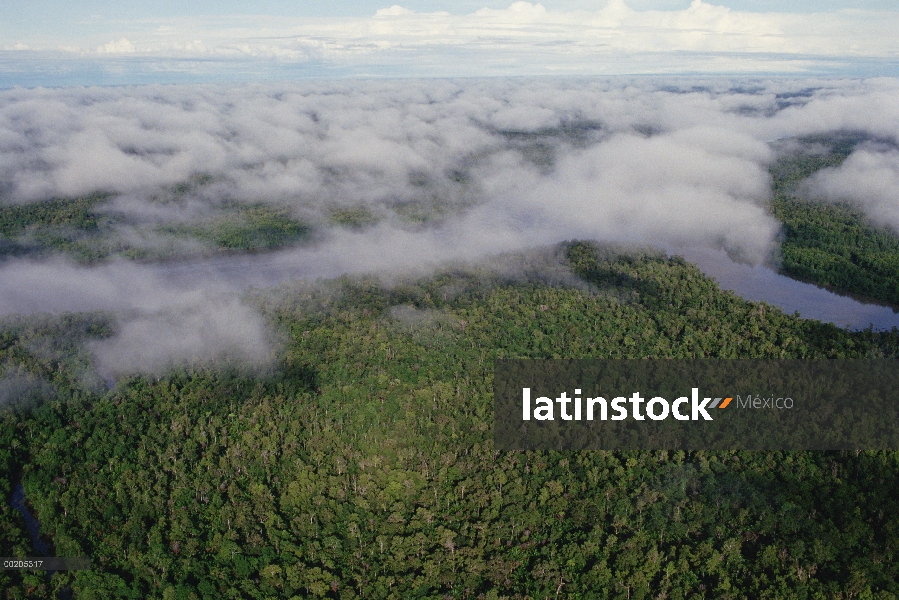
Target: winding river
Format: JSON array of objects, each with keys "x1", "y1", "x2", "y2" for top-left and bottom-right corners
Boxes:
[
  {"x1": 676, "y1": 246, "x2": 899, "y2": 331},
  {"x1": 1, "y1": 241, "x2": 897, "y2": 331},
  {"x1": 155, "y1": 243, "x2": 899, "y2": 331}
]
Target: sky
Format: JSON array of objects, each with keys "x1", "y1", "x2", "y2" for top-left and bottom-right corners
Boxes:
[{"x1": 2, "y1": 0, "x2": 899, "y2": 86}]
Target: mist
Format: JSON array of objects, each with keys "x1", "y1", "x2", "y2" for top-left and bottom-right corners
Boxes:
[
  {"x1": 802, "y1": 145, "x2": 899, "y2": 231},
  {"x1": 2, "y1": 77, "x2": 898, "y2": 376}
]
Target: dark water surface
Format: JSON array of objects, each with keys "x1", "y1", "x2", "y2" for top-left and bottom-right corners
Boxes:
[
  {"x1": 153, "y1": 244, "x2": 899, "y2": 331},
  {"x1": 676, "y1": 246, "x2": 899, "y2": 331},
  {"x1": 9, "y1": 483, "x2": 51, "y2": 556},
  {"x1": 1, "y1": 242, "x2": 897, "y2": 331}
]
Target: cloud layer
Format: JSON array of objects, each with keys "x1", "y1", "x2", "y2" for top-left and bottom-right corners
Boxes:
[
  {"x1": 2, "y1": 1, "x2": 899, "y2": 83},
  {"x1": 3, "y1": 76, "x2": 899, "y2": 374}
]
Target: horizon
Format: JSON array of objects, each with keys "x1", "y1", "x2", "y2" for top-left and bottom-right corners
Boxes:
[{"x1": 2, "y1": 0, "x2": 899, "y2": 87}]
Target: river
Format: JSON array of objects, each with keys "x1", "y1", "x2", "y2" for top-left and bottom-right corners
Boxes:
[
  {"x1": 155, "y1": 243, "x2": 899, "y2": 331},
  {"x1": 1, "y1": 242, "x2": 897, "y2": 331},
  {"x1": 675, "y1": 246, "x2": 899, "y2": 331}
]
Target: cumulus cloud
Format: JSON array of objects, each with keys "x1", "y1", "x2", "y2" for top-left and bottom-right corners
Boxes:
[
  {"x1": 96, "y1": 37, "x2": 136, "y2": 54},
  {"x1": 3, "y1": 77, "x2": 899, "y2": 374}
]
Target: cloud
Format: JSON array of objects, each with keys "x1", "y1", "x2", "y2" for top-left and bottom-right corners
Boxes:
[
  {"x1": 96, "y1": 37, "x2": 136, "y2": 54},
  {"x1": 484, "y1": 127, "x2": 777, "y2": 261},
  {"x1": 3, "y1": 1, "x2": 899, "y2": 80},
  {"x1": 802, "y1": 146, "x2": 899, "y2": 232},
  {"x1": 88, "y1": 296, "x2": 276, "y2": 379},
  {"x1": 4, "y1": 77, "x2": 894, "y2": 254},
  {"x1": 2, "y1": 77, "x2": 899, "y2": 374},
  {"x1": 375, "y1": 6, "x2": 417, "y2": 17},
  {"x1": 0, "y1": 365, "x2": 56, "y2": 405},
  {"x1": 761, "y1": 79, "x2": 899, "y2": 142},
  {"x1": 473, "y1": 1, "x2": 548, "y2": 21},
  {"x1": 0, "y1": 258, "x2": 279, "y2": 378}
]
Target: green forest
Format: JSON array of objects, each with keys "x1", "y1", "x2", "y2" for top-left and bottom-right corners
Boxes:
[
  {"x1": 0, "y1": 191, "x2": 310, "y2": 262},
  {"x1": 3, "y1": 241, "x2": 899, "y2": 598},
  {"x1": 3, "y1": 134, "x2": 899, "y2": 598},
  {"x1": 770, "y1": 137, "x2": 899, "y2": 307}
]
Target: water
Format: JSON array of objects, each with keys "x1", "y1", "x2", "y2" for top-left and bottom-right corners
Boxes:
[
  {"x1": 156, "y1": 244, "x2": 899, "y2": 331},
  {"x1": 8, "y1": 483, "x2": 73, "y2": 597},
  {"x1": 9, "y1": 483, "x2": 51, "y2": 556},
  {"x1": 675, "y1": 246, "x2": 899, "y2": 331},
  {"x1": 2, "y1": 242, "x2": 898, "y2": 331}
]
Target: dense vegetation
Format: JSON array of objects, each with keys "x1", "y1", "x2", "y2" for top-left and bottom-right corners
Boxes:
[
  {"x1": 0, "y1": 194, "x2": 114, "y2": 262},
  {"x1": 2, "y1": 242, "x2": 899, "y2": 598},
  {"x1": 771, "y1": 137, "x2": 899, "y2": 307},
  {"x1": 3, "y1": 131, "x2": 899, "y2": 597},
  {"x1": 0, "y1": 196, "x2": 309, "y2": 261},
  {"x1": 158, "y1": 206, "x2": 309, "y2": 253}
]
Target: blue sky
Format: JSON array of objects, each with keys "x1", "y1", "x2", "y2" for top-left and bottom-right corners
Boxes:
[{"x1": 2, "y1": 0, "x2": 899, "y2": 86}]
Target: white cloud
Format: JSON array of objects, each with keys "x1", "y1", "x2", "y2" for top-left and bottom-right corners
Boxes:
[
  {"x1": 0, "y1": 257, "x2": 278, "y2": 378},
  {"x1": 3, "y1": 1, "x2": 898, "y2": 78},
  {"x1": 803, "y1": 147, "x2": 899, "y2": 232},
  {"x1": 88, "y1": 296, "x2": 276, "y2": 378},
  {"x1": 375, "y1": 5, "x2": 417, "y2": 17},
  {"x1": 473, "y1": 1, "x2": 548, "y2": 21},
  {"x1": 96, "y1": 37, "x2": 136, "y2": 54},
  {"x1": 2, "y1": 77, "x2": 899, "y2": 373}
]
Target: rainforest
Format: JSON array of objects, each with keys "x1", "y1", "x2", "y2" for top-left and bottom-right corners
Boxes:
[{"x1": 2, "y1": 78, "x2": 899, "y2": 599}]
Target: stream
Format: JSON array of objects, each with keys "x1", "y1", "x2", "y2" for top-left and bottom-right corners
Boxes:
[{"x1": 9, "y1": 483, "x2": 51, "y2": 557}]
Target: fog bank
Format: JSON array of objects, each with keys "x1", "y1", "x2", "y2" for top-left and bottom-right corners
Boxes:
[{"x1": 3, "y1": 77, "x2": 898, "y2": 374}]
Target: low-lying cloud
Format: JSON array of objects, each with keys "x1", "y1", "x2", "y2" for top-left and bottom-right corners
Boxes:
[
  {"x1": 0, "y1": 258, "x2": 279, "y2": 379},
  {"x1": 88, "y1": 296, "x2": 276, "y2": 380},
  {"x1": 803, "y1": 146, "x2": 899, "y2": 232},
  {"x1": 2, "y1": 77, "x2": 899, "y2": 376}
]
